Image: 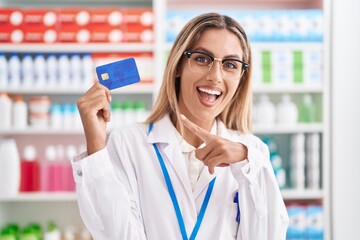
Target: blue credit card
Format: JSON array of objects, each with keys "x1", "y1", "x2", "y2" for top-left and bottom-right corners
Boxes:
[{"x1": 96, "y1": 57, "x2": 140, "y2": 90}]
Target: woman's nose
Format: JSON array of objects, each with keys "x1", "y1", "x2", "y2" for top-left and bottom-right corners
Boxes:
[{"x1": 206, "y1": 61, "x2": 223, "y2": 83}]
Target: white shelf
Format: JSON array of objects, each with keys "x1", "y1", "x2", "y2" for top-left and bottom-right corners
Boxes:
[
  {"x1": 0, "y1": 193, "x2": 77, "y2": 202},
  {"x1": 0, "y1": 43, "x2": 154, "y2": 53},
  {"x1": 0, "y1": 84, "x2": 154, "y2": 95},
  {"x1": 0, "y1": 128, "x2": 84, "y2": 135},
  {"x1": 253, "y1": 123, "x2": 323, "y2": 134},
  {"x1": 253, "y1": 85, "x2": 323, "y2": 93},
  {"x1": 281, "y1": 189, "x2": 324, "y2": 200}
]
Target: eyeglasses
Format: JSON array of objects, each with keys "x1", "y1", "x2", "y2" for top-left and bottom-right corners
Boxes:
[{"x1": 184, "y1": 50, "x2": 249, "y2": 81}]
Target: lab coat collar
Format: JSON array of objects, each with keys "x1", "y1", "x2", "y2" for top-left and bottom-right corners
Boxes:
[{"x1": 147, "y1": 114, "x2": 230, "y2": 201}]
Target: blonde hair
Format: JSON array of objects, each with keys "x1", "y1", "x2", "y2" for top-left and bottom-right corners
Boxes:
[{"x1": 146, "y1": 13, "x2": 253, "y2": 134}]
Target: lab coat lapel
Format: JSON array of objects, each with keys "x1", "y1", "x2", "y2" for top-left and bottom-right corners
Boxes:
[
  {"x1": 193, "y1": 119, "x2": 231, "y2": 200},
  {"x1": 147, "y1": 114, "x2": 195, "y2": 206}
]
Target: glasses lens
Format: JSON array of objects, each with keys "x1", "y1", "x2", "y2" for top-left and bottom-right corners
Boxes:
[
  {"x1": 188, "y1": 52, "x2": 212, "y2": 74},
  {"x1": 221, "y1": 60, "x2": 243, "y2": 81}
]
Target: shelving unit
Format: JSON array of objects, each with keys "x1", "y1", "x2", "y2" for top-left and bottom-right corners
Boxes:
[{"x1": 0, "y1": 0, "x2": 332, "y2": 238}]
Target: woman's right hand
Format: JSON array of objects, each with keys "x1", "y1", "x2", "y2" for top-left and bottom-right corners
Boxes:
[{"x1": 77, "y1": 82, "x2": 112, "y2": 155}]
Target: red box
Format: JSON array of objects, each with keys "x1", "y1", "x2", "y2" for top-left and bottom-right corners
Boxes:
[
  {"x1": 88, "y1": 8, "x2": 126, "y2": 43},
  {"x1": 58, "y1": 8, "x2": 91, "y2": 43},
  {"x1": 124, "y1": 8, "x2": 154, "y2": 43},
  {"x1": 0, "y1": 8, "x2": 24, "y2": 43},
  {"x1": 21, "y1": 9, "x2": 59, "y2": 43}
]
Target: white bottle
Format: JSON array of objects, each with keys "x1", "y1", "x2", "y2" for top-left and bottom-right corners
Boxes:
[
  {"x1": 34, "y1": 54, "x2": 47, "y2": 89},
  {"x1": 0, "y1": 93, "x2": 12, "y2": 130},
  {"x1": 290, "y1": 133, "x2": 306, "y2": 190},
  {"x1": 58, "y1": 53, "x2": 70, "y2": 88},
  {"x1": 81, "y1": 53, "x2": 94, "y2": 89},
  {"x1": 0, "y1": 53, "x2": 8, "y2": 89},
  {"x1": 8, "y1": 53, "x2": 21, "y2": 89},
  {"x1": 50, "y1": 103, "x2": 63, "y2": 129},
  {"x1": 46, "y1": 53, "x2": 58, "y2": 88},
  {"x1": 306, "y1": 133, "x2": 320, "y2": 189},
  {"x1": 0, "y1": 138, "x2": 20, "y2": 196},
  {"x1": 70, "y1": 53, "x2": 82, "y2": 89},
  {"x1": 255, "y1": 94, "x2": 276, "y2": 125},
  {"x1": 21, "y1": 53, "x2": 34, "y2": 89},
  {"x1": 276, "y1": 94, "x2": 298, "y2": 125},
  {"x1": 44, "y1": 222, "x2": 61, "y2": 240},
  {"x1": 12, "y1": 95, "x2": 28, "y2": 129}
]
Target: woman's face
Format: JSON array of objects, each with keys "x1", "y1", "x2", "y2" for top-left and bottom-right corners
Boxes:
[{"x1": 177, "y1": 28, "x2": 244, "y2": 126}]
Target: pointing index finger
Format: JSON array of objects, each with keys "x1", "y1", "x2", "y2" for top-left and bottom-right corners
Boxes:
[{"x1": 180, "y1": 114, "x2": 214, "y2": 143}]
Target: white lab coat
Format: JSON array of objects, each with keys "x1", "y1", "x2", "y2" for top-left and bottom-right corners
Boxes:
[{"x1": 72, "y1": 114, "x2": 289, "y2": 240}]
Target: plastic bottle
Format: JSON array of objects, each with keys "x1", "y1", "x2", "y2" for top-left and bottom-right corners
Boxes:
[
  {"x1": 34, "y1": 53, "x2": 47, "y2": 89},
  {"x1": 50, "y1": 103, "x2": 63, "y2": 129},
  {"x1": 44, "y1": 221, "x2": 61, "y2": 240},
  {"x1": 8, "y1": 53, "x2": 21, "y2": 90},
  {"x1": 276, "y1": 94, "x2": 298, "y2": 125},
  {"x1": 299, "y1": 94, "x2": 316, "y2": 122},
  {"x1": 290, "y1": 133, "x2": 305, "y2": 190},
  {"x1": 0, "y1": 93, "x2": 12, "y2": 130},
  {"x1": 306, "y1": 133, "x2": 321, "y2": 189},
  {"x1": 20, "y1": 145, "x2": 40, "y2": 192},
  {"x1": 122, "y1": 100, "x2": 135, "y2": 124},
  {"x1": 0, "y1": 228, "x2": 17, "y2": 240},
  {"x1": 0, "y1": 138, "x2": 20, "y2": 196},
  {"x1": 0, "y1": 53, "x2": 9, "y2": 89},
  {"x1": 46, "y1": 145, "x2": 62, "y2": 192},
  {"x1": 70, "y1": 53, "x2": 82, "y2": 89},
  {"x1": 255, "y1": 94, "x2": 276, "y2": 125},
  {"x1": 21, "y1": 53, "x2": 34, "y2": 89},
  {"x1": 111, "y1": 100, "x2": 123, "y2": 129},
  {"x1": 62, "y1": 145, "x2": 76, "y2": 191},
  {"x1": 46, "y1": 53, "x2": 58, "y2": 88},
  {"x1": 58, "y1": 53, "x2": 70, "y2": 88},
  {"x1": 12, "y1": 95, "x2": 28, "y2": 129},
  {"x1": 81, "y1": 53, "x2": 94, "y2": 89}
]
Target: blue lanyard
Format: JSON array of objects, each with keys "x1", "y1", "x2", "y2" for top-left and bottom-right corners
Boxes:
[{"x1": 149, "y1": 123, "x2": 216, "y2": 240}]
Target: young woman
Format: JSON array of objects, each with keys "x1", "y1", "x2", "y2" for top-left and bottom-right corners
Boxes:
[{"x1": 74, "y1": 13, "x2": 289, "y2": 240}]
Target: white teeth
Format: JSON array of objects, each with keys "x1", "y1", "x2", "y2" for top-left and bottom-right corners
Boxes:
[{"x1": 198, "y1": 87, "x2": 221, "y2": 96}]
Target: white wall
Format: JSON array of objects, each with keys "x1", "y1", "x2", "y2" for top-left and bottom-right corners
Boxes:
[{"x1": 331, "y1": 0, "x2": 360, "y2": 239}]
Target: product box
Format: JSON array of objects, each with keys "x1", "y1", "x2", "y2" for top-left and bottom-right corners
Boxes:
[
  {"x1": 286, "y1": 204, "x2": 307, "y2": 239},
  {"x1": 0, "y1": 8, "x2": 24, "y2": 43},
  {"x1": 88, "y1": 8, "x2": 126, "y2": 43},
  {"x1": 306, "y1": 205, "x2": 324, "y2": 239},
  {"x1": 21, "y1": 9, "x2": 59, "y2": 43},
  {"x1": 124, "y1": 8, "x2": 154, "y2": 43},
  {"x1": 58, "y1": 8, "x2": 91, "y2": 43}
]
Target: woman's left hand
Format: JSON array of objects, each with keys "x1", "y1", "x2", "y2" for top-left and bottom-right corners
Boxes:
[{"x1": 180, "y1": 115, "x2": 248, "y2": 174}]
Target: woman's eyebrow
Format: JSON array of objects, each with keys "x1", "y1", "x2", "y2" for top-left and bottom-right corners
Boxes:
[{"x1": 192, "y1": 47, "x2": 241, "y2": 60}]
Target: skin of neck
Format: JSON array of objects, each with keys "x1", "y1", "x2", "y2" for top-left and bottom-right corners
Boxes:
[{"x1": 171, "y1": 112, "x2": 215, "y2": 148}]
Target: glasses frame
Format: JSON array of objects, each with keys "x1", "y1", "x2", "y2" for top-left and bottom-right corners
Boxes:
[{"x1": 184, "y1": 50, "x2": 249, "y2": 78}]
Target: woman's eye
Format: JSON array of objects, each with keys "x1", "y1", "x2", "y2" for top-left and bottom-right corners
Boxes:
[
  {"x1": 194, "y1": 55, "x2": 210, "y2": 63},
  {"x1": 223, "y1": 61, "x2": 238, "y2": 70}
]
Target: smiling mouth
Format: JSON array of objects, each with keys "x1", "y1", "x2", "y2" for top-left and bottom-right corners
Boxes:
[{"x1": 197, "y1": 87, "x2": 222, "y2": 103}]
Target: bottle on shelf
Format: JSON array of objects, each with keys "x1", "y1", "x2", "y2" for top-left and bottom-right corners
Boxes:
[
  {"x1": 8, "y1": 53, "x2": 21, "y2": 90},
  {"x1": 276, "y1": 94, "x2": 298, "y2": 125},
  {"x1": 20, "y1": 145, "x2": 40, "y2": 192},
  {"x1": 21, "y1": 53, "x2": 34, "y2": 89},
  {"x1": 58, "y1": 53, "x2": 70, "y2": 89},
  {"x1": 290, "y1": 133, "x2": 306, "y2": 190},
  {"x1": 0, "y1": 53, "x2": 8, "y2": 89},
  {"x1": 44, "y1": 221, "x2": 61, "y2": 240},
  {"x1": 134, "y1": 100, "x2": 148, "y2": 122},
  {"x1": 0, "y1": 93, "x2": 12, "y2": 130},
  {"x1": 34, "y1": 53, "x2": 47, "y2": 89},
  {"x1": 254, "y1": 94, "x2": 276, "y2": 126},
  {"x1": 306, "y1": 133, "x2": 321, "y2": 189},
  {"x1": 62, "y1": 145, "x2": 76, "y2": 192},
  {"x1": 299, "y1": 94, "x2": 316, "y2": 123},
  {"x1": 46, "y1": 53, "x2": 58, "y2": 88},
  {"x1": 0, "y1": 138, "x2": 20, "y2": 197},
  {"x1": 81, "y1": 53, "x2": 94, "y2": 90},
  {"x1": 12, "y1": 95, "x2": 28, "y2": 129},
  {"x1": 70, "y1": 53, "x2": 82, "y2": 89}
]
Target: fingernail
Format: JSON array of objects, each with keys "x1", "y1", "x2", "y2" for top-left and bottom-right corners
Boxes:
[
  {"x1": 180, "y1": 114, "x2": 186, "y2": 120},
  {"x1": 109, "y1": 95, "x2": 112, "y2": 102}
]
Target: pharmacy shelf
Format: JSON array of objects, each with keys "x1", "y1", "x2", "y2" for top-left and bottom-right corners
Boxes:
[
  {"x1": 281, "y1": 189, "x2": 324, "y2": 200},
  {"x1": 0, "y1": 84, "x2": 154, "y2": 95},
  {"x1": 0, "y1": 193, "x2": 77, "y2": 202},
  {"x1": 0, "y1": 129, "x2": 84, "y2": 135},
  {"x1": 0, "y1": 190, "x2": 323, "y2": 202},
  {"x1": 0, "y1": 43, "x2": 154, "y2": 53},
  {"x1": 253, "y1": 123, "x2": 323, "y2": 134},
  {"x1": 253, "y1": 85, "x2": 323, "y2": 94}
]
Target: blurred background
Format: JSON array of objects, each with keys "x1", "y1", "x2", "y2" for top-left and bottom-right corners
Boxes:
[{"x1": 0, "y1": 0, "x2": 359, "y2": 239}]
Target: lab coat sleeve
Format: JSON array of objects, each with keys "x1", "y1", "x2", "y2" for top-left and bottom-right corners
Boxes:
[
  {"x1": 229, "y1": 139, "x2": 289, "y2": 240},
  {"x1": 72, "y1": 131, "x2": 146, "y2": 240}
]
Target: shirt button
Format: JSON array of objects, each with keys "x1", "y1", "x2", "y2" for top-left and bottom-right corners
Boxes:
[{"x1": 77, "y1": 169, "x2": 83, "y2": 177}]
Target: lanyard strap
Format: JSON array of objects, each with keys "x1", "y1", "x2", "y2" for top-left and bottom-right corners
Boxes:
[{"x1": 149, "y1": 123, "x2": 216, "y2": 240}]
